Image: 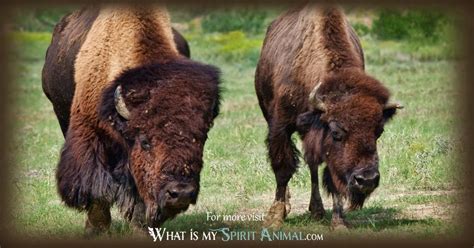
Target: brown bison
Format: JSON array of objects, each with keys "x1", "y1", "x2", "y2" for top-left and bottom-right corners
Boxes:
[
  {"x1": 42, "y1": 6, "x2": 220, "y2": 235},
  {"x1": 255, "y1": 5, "x2": 402, "y2": 229}
]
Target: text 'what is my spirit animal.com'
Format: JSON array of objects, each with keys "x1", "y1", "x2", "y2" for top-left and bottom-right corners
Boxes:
[{"x1": 147, "y1": 212, "x2": 324, "y2": 242}]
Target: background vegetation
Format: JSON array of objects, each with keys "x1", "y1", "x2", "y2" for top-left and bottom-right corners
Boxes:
[{"x1": 6, "y1": 5, "x2": 464, "y2": 241}]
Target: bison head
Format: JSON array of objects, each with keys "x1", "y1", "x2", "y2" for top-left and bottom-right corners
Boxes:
[
  {"x1": 100, "y1": 60, "x2": 220, "y2": 226},
  {"x1": 296, "y1": 68, "x2": 402, "y2": 210}
]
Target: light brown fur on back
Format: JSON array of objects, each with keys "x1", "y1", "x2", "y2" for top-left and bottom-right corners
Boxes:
[
  {"x1": 258, "y1": 4, "x2": 364, "y2": 102},
  {"x1": 72, "y1": 5, "x2": 179, "y2": 126}
]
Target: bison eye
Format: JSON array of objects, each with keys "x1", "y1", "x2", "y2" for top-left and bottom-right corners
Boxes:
[
  {"x1": 139, "y1": 135, "x2": 151, "y2": 151},
  {"x1": 331, "y1": 130, "x2": 342, "y2": 141},
  {"x1": 329, "y1": 121, "x2": 345, "y2": 142}
]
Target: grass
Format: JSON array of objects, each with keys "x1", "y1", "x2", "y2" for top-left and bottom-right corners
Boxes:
[{"x1": 6, "y1": 18, "x2": 464, "y2": 241}]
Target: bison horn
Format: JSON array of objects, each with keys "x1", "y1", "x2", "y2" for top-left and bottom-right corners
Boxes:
[
  {"x1": 114, "y1": 85, "x2": 131, "y2": 120},
  {"x1": 309, "y1": 81, "x2": 327, "y2": 112},
  {"x1": 384, "y1": 102, "x2": 404, "y2": 110}
]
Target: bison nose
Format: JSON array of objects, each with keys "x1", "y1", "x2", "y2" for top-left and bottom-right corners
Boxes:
[
  {"x1": 352, "y1": 168, "x2": 380, "y2": 191},
  {"x1": 163, "y1": 182, "x2": 197, "y2": 210}
]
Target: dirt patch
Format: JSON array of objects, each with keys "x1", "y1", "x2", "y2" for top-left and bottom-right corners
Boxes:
[
  {"x1": 238, "y1": 188, "x2": 463, "y2": 222},
  {"x1": 373, "y1": 189, "x2": 461, "y2": 202},
  {"x1": 401, "y1": 203, "x2": 461, "y2": 221}
]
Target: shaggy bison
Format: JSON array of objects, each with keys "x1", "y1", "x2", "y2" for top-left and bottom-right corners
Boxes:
[
  {"x1": 255, "y1": 5, "x2": 402, "y2": 229},
  {"x1": 42, "y1": 6, "x2": 220, "y2": 235}
]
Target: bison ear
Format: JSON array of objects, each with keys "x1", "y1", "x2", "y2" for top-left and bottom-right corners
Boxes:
[
  {"x1": 383, "y1": 102, "x2": 403, "y2": 123},
  {"x1": 296, "y1": 111, "x2": 324, "y2": 134}
]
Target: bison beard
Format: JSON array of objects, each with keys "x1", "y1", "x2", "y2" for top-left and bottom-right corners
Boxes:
[
  {"x1": 322, "y1": 166, "x2": 367, "y2": 210},
  {"x1": 56, "y1": 126, "x2": 139, "y2": 218},
  {"x1": 56, "y1": 60, "x2": 220, "y2": 232}
]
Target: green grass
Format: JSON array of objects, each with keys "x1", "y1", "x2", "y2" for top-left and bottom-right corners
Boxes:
[{"x1": 7, "y1": 25, "x2": 463, "y2": 241}]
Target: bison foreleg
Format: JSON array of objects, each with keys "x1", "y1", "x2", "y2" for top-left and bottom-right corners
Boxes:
[
  {"x1": 308, "y1": 164, "x2": 325, "y2": 220},
  {"x1": 330, "y1": 193, "x2": 350, "y2": 230},
  {"x1": 85, "y1": 200, "x2": 111, "y2": 237},
  {"x1": 263, "y1": 122, "x2": 299, "y2": 228},
  {"x1": 263, "y1": 187, "x2": 289, "y2": 229},
  {"x1": 130, "y1": 201, "x2": 148, "y2": 235}
]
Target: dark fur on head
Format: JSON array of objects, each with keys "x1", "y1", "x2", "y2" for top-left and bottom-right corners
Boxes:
[
  {"x1": 56, "y1": 59, "x2": 220, "y2": 226},
  {"x1": 99, "y1": 59, "x2": 221, "y2": 225},
  {"x1": 299, "y1": 68, "x2": 397, "y2": 209}
]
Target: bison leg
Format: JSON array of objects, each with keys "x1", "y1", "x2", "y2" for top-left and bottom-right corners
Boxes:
[
  {"x1": 85, "y1": 200, "x2": 111, "y2": 237},
  {"x1": 330, "y1": 193, "x2": 350, "y2": 230},
  {"x1": 284, "y1": 186, "x2": 291, "y2": 216},
  {"x1": 308, "y1": 164, "x2": 325, "y2": 220},
  {"x1": 130, "y1": 201, "x2": 148, "y2": 235},
  {"x1": 263, "y1": 121, "x2": 299, "y2": 228}
]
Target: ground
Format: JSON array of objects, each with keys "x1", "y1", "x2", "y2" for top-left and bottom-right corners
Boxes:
[{"x1": 5, "y1": 20, "x2": 463, "y2": 241}]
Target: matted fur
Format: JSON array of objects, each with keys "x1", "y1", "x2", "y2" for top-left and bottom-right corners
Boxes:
[{"x1": 98, "y1": 61, "x2": 220, "y2": 213}]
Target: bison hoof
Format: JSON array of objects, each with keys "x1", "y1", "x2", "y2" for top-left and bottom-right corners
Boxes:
[
  {"x1": 263, "y1": 201, "x2": 287, "y2": 229},
  {"x1": 84, "y1": 226, "x2": 110, "y2": 239},
  {"x1": 285, "y1": 202, "x2": 291, "y2": 216},
  {"x1": 310, "y1": 207, "x2": 326, "y2": 221},
  {"x1": 84, "y1": 218, "x2": 110, "y2": 238},
  {"x1": 284, "y1": 188, "x2": 291, "y2": 215},
  {"x1": 131, "y1": 225, "x2": 148, "y2": 238},
  {"x1": 330, "y1": 218, "x2": 351, "y2": 231}
]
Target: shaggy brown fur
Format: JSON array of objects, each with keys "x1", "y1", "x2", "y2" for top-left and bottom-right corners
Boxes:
[
  {"x1": 43, "y1": 6, "x2": 220, "y2": 234},
  {"x1": 255, "y1": 4, "x2": 400, "y2": 229},
  {"x1": 98, "y1": 61, "x2": 220, "y2": 225}
]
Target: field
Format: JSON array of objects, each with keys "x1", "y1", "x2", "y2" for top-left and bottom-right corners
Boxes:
[{"x1": 5, "y1": 7, "x2": 465, "y2": 241}]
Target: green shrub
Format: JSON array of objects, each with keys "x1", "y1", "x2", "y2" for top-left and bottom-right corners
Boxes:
[
  {"x1": 9, "y1": 32, "x2": 53, "y2": 62},
  {"x1": 10, "y1": 7, "x2": 75, "y2": 32},
  {"x1": 168, "y1": 7, "x2": 208, "y2": 23},
  {"x1": 372, "y1": 10, "x2": 409, "y2": 40},
  {"x1": 214, "y1": 31, "x2": 262, "y2": 63},
  {"x1": 201, "y1": 8, "x2": 269, "y2": 34},
  {"x1": 372, "y1": 9, "x2": 449, "y2": 42},
  {"x1": 352, "y1": 23, "x2": 370, "y2": 37},
  {"x1": 405, "y1": 10, "x2": 446, "y2": 41}
]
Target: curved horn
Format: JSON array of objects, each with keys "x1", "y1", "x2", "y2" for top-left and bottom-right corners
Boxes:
[
  {"x1": 114, "y1": 85, "x2": 131, "y2": 120},
  {"x1": 384, "y1": 102, "x2": 404, "y2": 110},
  {"x1": 309, "y1": 81, "x2": 327, "y2": 112}
]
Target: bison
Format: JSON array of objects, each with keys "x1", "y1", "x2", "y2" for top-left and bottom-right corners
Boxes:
[
  {"x1": 42, "y1": 6, "x2": 220, "y2": 235},
  {"x1": 255, "y1": 5, "x2": 402, "y2": 229}
]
